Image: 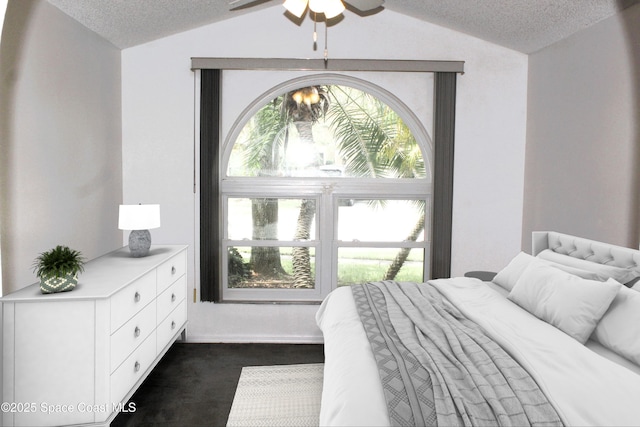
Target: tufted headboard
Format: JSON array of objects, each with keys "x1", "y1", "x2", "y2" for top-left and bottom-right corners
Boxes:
[{"x1": 532, "y1": 231, "x2": 640, "y2": 275}]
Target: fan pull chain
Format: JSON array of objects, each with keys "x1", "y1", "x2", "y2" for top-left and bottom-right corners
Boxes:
[
  {"x1": 313, "y1": 11, "x2": 318, "y2": 51},
  {"x1": 324, "y1": 19, "x2": 328, "y2": 64}
]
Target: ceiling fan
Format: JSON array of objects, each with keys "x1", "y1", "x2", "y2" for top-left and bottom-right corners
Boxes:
[
  {"x1": 229, "y1": 0, "x2": 385, "y2": 60},
  {"x1": 229, "y1": 0, "x2": 385, "y2": 18}
]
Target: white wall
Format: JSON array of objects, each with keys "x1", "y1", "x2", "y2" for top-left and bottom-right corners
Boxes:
[
  {"x1": 0, "y1": 0, "x2": 122, "y2": 294},
  {"x1": 122, "y1": 6, "x2": 528, "y2": 342},
  {"x1": 523, "y1": 4, "x2": 640, "y2": 251}
]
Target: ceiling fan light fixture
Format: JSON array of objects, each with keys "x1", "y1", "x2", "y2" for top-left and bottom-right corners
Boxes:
[
  {"x1": 308, "y1": 0, "x2": 322, "y2": 13},
  {"x1": 321, "y1": 0, "x2": 345, "y2": 19},
  {"x1": 283, "y1": 0, "x2": 308, "y2": 18},
  {"x1": 308, "y1": 0, "x2": 345, "y2": 18}
]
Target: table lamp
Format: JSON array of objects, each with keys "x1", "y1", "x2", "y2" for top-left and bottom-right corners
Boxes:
[{"x1": 118, "y1": 204, "x2": 161, "y2": 257}]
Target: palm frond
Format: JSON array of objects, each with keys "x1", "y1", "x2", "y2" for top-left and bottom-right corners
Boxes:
[{"x1": 326, "y1": 87, "x2": 384, "y2": 177}]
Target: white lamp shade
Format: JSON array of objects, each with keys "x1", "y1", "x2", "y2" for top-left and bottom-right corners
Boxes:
[{"x1": 118, "y1": 204, "x2": 161, "y2": 230}]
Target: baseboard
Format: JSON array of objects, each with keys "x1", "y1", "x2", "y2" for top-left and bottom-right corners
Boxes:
[{"x1": 184, "y1": 334, "x2": 324, "y2": 344}]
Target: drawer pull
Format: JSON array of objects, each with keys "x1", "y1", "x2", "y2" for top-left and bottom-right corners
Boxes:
[
  {"x1": 171, "y1": 266, "x2": 176, "y2": 275},
  {"x1": 171, "y1": 293, "x2": 176, "y2": 302},
  {"x1": 171, "y1": 321, "x2": 176, "y2": 330},
  {"x1": 134, "y1": 361, "x2": 141, "y2": 373},
  {"x1": 134, "y1": 292, "x2": 141, "y2": 303},
  {"x1": 134, "y1": 326, "x2": 141, "y2": 338}
]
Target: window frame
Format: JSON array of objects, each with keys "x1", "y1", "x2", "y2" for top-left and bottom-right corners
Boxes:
[
  {"x1": 198, "y1": 64, "x2": 459, "y2": 303},
  {"x1": 220, "y1": 177, "x2": 431, "y2": 302},
  {"x1": 220, "y1": 73, "x2": 434, "y2": 182},
  {"x1": 221, "y1": 185, "x2": 324, "y2": 302}
]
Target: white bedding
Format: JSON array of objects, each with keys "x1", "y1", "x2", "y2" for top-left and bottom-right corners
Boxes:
[
  {"x1": 486, "y1": 279, "x2": 640, "y2": 376},
  {"x1": 316, "y1": 278, "x2": 640, "y2": 426}
]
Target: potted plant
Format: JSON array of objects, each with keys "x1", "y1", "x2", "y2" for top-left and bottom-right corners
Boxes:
[{"x1": 33, "y1": 245, "x2": 85, "y2": 294}]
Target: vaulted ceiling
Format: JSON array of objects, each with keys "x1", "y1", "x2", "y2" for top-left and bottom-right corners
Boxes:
[{"x1": 46, "y1": 0, "x2": 639, "y2": 53}]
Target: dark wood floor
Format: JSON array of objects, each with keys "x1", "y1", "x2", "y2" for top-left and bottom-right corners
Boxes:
[{"x1": 111, "y1": 343, "x2": 325, "y2": 426}]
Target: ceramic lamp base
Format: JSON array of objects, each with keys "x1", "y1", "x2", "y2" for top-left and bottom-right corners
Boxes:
[{"x1": 128, "y1": 229, "x2": 151, "y2": 257}]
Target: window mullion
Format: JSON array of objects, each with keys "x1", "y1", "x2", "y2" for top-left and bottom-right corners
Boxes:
[{"x1": 317, "y1": 188, "x2": 335, "y2": 298}]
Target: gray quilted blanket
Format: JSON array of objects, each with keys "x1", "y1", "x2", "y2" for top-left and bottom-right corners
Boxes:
[{"x1": 351, "y1": 281, "x2": 563, "y2": 427}]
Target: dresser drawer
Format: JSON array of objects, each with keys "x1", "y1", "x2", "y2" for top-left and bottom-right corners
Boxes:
[
  {"x1": 111, "y1": 302, "x2": 156, "y2": 373},
  {"x1": 110, "y1": 270, "x2": 156, "y2": 332},
  {"x1": 157, "y1": 250, "x2": 186, "y2": 293},
  {"x1": 157, "y1": 275, "x2": 186, "y2": 323},
  {"x1": 110, "y1": 332, "x2": 157, "y2": 405},
  {"x1": 157, "y1": 301, "x2": 187, "y2": 354}
]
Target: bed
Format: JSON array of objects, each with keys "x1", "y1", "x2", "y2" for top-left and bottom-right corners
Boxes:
[{"x1": 316, "y1": 231, "x2": 640, "y2": 426}]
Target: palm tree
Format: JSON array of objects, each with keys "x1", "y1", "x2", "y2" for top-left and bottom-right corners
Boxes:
[
  {"x1": 242, "y1": 99, "x2": 289, "y2": 278},
  {"x1": 282, "y1": 87, "x2": 329, "y2": 288},
  {"x1": 240, "y1": 87, "x2": 329, "y2": 286}
]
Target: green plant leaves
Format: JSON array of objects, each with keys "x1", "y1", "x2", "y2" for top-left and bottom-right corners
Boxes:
[{"x1": 33, "y1": 245, "x2": 85, "y2": 279}]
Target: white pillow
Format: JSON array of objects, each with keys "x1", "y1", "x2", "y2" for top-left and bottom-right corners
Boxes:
[
  {"x1": 507, "y1": 261, "x2": 621, "y2": 344},
  {"x1": 493, "y1": 252, "x2": 602, "y2": 291},
  {"x1": 592, "y1": 286, "x2": 640, "y2": 365},
  {"x1": 536, "y1": 249, "x2": 640, "y2": 285},
  {"x1": 493, "y1": 252, "x2": 533, "y2": 291}
]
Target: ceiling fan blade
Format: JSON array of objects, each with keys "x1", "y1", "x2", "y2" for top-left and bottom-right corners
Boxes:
[
  {"x1": 229, "y1": 0, "x2": 274, "y2": 11},
  {"x1": 344, "y1": 0, "x2": 384, "y2": 12}
]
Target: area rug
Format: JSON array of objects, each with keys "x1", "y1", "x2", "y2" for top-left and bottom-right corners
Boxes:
[{"x1": 226, "y1": 363, "x2": 324, "y2": 426}]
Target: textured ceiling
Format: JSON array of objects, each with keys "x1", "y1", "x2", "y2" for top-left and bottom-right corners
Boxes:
[{"x1": 46, "y1": 0, "x2": 639, "y2": 53}]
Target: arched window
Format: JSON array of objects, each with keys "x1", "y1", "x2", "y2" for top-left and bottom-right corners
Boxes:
[{"x1": 219, "y1": 77, "x2": 433, "y2": 302}]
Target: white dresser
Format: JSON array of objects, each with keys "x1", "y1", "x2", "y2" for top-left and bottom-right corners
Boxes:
[{"x1": 1, "y1": 245, "x2": 188, "y2": 427}]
